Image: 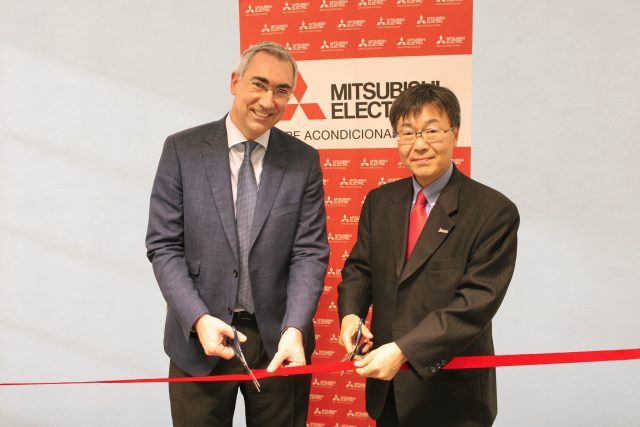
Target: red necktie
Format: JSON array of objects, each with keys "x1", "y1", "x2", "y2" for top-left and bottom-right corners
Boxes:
[{"x1": 407, "y1": 191, "x2": 428, "y2": 260}]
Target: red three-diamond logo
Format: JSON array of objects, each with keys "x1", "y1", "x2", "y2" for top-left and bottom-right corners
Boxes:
[{"x1": 282, "y1": 73, "x2": 326, "y2": 120}]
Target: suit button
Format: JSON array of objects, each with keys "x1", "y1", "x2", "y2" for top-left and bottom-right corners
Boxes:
[
  {"x1": 233, "y1": 269, "x2": 239, "y2": 278},
  {"x1": 227, "y1": 307, "x2": 233, "y2": 315}
]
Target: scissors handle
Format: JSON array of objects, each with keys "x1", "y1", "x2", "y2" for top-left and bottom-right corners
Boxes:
[
  {"x1": 341, "y1": 317, "x2": 366, "y2": 375},
  {"x1": 226, "y1": 327, "x2": 242, "y2": 358},
  {"x1": 348, "y1": 317, "x2": 365, "y2": 361},
  {"x1": 354, "y1": 318, "x2": 364, "y2": 351}
]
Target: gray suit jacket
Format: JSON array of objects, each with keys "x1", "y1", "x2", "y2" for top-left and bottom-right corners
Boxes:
[
  {"x1": 146, "y1": 117, "x2": 329, "y2": 376},
  {"x1": 338, "y1": 166, "x2": 519, "y2": 425}
]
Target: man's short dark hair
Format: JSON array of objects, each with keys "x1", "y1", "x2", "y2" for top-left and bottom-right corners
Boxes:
[{"x1": 389, "y1": 83, "x2": 461, "y2": 130}]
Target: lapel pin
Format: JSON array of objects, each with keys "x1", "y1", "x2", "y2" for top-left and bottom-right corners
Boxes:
[{"x1": 437, "y1": 228, "x2": 449, "y2": 234}]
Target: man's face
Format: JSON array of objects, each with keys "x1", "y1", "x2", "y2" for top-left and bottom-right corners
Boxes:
[
  {"x1": 397, "y1": 104, "x2": 459, "y2": 188},
  {"x1": 229, "y1": 51, "x2": 294, "y2": 140}
]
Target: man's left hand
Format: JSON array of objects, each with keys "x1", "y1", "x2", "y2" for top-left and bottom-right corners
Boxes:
[
  {"x1": 353, "y1": 342, "x2": 407, "y2": 381},
  {"x1": 266, "y1": 328, "x2": 306, "y2": 372}
]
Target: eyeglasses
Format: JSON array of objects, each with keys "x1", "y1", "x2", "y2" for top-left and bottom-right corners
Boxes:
[
  {"x1": 394, "y1": 127, "x2": 456, "y2": 145},
  {"x1": 250, "y1": 80, "x2": 293, "y2": 100}
]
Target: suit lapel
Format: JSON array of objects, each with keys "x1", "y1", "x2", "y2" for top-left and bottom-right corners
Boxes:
[
  {"x1": 249, "y1": 131, "x2": 287, "y2": 249},
  {"x1": 202, "y1": 121, "x2": 239, "y2": 263},
  {"x1": 399, "y1": 167, "x2": 462, "y2": 284},
  {"x1": 385, "y1": 179, "x2": 413, "y2": 280}
]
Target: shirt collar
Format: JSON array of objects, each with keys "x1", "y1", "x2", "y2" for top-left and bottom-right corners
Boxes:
[
  {"x1": 412, "y1": 162, "x2": 454, "y2": 206},
  {"x1": 225, "y1": 114, "x2": 270, "y2": 150}
]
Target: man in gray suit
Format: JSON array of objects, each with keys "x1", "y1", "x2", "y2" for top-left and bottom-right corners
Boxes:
[{"x1": 146, "y1": 41, "x2": 329, "y2": 426}]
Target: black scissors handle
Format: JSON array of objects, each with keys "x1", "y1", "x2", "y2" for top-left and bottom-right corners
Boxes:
[
  {"x1": 227, "y1": 327, "x2": 242, "y2": 358},
  {"x1": 351, "y1": 318, "x2": 364, "y2": 359},
  {"x1": 341, "y1": 317, "x2": 366, "y2": 375}
]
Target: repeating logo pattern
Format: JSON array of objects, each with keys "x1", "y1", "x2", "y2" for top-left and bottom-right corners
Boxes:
[
  {"x1": 241, "y1": 0, "x2": 471, "y2": 61},
  {"x1": 240, "y1": 1, "x2": 473, "y2": 425}
]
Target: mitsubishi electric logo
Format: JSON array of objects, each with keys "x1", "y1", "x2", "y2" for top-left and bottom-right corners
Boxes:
[
  {"x1": 282, "y1": 73, "x2": 326, "y2": 120},
  {"x1": 280, "y1": 75, "x2": 443, "y2": 145},
  {"x1": 244, "y1": 4, "x2": 273, "y2": 15},
  {"x1": 320, "y1": 0, "x2": 348, "y2": 9},
  {"x1": 282, "y1": 1, "x2": 310, "y2": 12},
  {"x1": 274, "y1": 58, "x2": 458, "y2": 148}
]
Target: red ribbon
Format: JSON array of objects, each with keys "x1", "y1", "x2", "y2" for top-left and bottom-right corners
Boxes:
[
  {"x1": 2, "y1": 348, "x2": 638, "y2": 387},
  {"x1": 442, "y1": 348, "x2": 640, "y2": 369}
]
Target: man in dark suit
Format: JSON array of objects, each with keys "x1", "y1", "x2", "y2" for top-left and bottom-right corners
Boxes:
[
  {"x1": 146, "y1": 41, "x2": 329, "y2": 426},
  {"x1": 337, "y1": 83, "x2": 519, "y2": 426}
]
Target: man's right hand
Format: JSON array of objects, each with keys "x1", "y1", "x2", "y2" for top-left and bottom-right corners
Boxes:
[
  {"x1": 338, "y1": 314, "x2": 373, "y2": 355},
  {"x1": 194, "y1": 314, "x2": 246, "y2": 359}
]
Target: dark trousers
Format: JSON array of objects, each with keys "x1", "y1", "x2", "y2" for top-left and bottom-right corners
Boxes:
[
  {"x1": 377, "y1": 381, "x2": 400, "y2": 427},
  {"x1": 377, "y1": 379, "x2": 494, "y2": 427},
  {"x1": 168, "y1": 313, "x2": 311, "y2": 427}
]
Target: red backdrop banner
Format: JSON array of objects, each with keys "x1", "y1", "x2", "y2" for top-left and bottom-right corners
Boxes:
[{"x1": 239, "y1": 1, "x2": 473, "y2": 424}]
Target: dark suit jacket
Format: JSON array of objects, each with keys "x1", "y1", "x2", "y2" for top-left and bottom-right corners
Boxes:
[
  {"x1": 338, "y1": 165, "x2": 519, "y2": 426},
  {"x1": 146, "y1": 117, "x2": 329, "y2": 376}
]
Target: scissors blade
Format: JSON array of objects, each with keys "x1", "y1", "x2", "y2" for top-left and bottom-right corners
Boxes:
[
  {"x1": 340, "y1": 349, "x2": 359, "y2": 376},
  {"x1": 238, "y1": 356, "x2": 261, "y2": 392},
  {"x1": 228, "y1": 327, "x2": 261, "y2": 392},
  {"x1": 247, "y1": 369, "x2": 261, "y2": 392}
]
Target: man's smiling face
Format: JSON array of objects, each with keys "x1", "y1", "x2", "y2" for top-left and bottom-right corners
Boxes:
[
  {"x1": 397, "y1": 104, "x2": 458, "y2": 187},
  {"x1": 229, "y1": 51, "x2": 294, "y2": 140}
]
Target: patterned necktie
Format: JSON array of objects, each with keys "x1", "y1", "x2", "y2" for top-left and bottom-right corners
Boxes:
[
  {"x1": 236, "y1": 141, "x2": 258, "y2": 313},
  {"x1": 407, "y1": 191, "x2": 428, "y2": 260}
]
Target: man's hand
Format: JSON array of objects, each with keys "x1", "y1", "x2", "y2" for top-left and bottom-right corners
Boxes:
[
  {"x1": 353, "y1": 342, "x2": 407, "y2": 381},
  {"x1": 266, "y1": 328, "x2": 306, "y2": 372},
  {"x1": 338, "y1": 314, "x2": 373, "y2": 354},
  {"x1": 194, "y1": 314, "x2": 246, "y2": 359}
]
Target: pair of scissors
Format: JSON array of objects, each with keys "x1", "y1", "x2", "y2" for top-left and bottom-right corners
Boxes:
[
  {"x1": 341, "y1": 317, "x2": 366, "y2": 376},
  {"x1": 226, "y1": 327, "x2": 261, "y2": 392}
]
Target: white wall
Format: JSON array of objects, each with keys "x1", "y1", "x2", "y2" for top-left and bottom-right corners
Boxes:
[
  {"x1": 1, "y1": 1, "x2": 638, "y2": 425},
  {"x1": 1, "y1": 1, "x2": 238, "y2": 425},
  {"x1": 474, "y1": 2, "x2": 640, "y2": 425}
]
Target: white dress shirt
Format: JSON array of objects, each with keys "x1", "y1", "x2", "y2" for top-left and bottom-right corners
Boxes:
[{"x1": 225, "y1": 114, "x2": 270, "y2": 215}]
